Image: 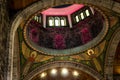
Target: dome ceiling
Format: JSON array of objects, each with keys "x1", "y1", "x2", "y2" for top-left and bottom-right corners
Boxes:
[
  {"x1": 23, "y1": 4, "x2": 108, "y2": 56},
  {"x1": 9, "y1": 0, "x2": 120, "y2": 80}
]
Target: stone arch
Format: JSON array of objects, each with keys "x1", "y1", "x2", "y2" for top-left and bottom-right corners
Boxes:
[
  {"x1": 104, "y1": 27, "x2": 120, "y2": 80},
  {"x1": 23, "y1": 61, "x2": 103, "y2": 80},
  {"x1": 7, "y1": 0, "x2": 119, "y2": 80}
]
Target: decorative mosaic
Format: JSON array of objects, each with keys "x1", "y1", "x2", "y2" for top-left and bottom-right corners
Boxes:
[{"x1": 16, "y1": 4, "x2": 120, "y2": 80}]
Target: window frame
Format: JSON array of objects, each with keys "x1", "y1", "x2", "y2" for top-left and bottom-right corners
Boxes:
[
  {"x1": 71, "y1": 6, "x2": 93, "y2": 25},
  {"x1": 33, "y1": 13, "x2": 42, "y2": 24},
  {"x1": 46, "y1": 16, "x2": 68, "y2": 28}
]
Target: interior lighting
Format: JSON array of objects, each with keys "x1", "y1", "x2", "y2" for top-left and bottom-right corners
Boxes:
[
  {"x1": 50, "y1": 69, "x2": 57, "y2": 76},
  {"x1": 40, "y1": 72, "x2": 47, "y2": 78},
  {"x1": 73, "y1": 70, "x2": 79, "y2": 77},
  {"x1": 61, "y1": 68, "x2": 69, "y2": 77}
]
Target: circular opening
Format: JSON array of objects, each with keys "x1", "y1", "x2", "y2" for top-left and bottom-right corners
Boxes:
[{"x1": 24, "y1": 4, "x2": 108, "y2": 56}]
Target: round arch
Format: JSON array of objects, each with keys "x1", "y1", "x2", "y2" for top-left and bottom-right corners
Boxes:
[
  {"x1": 7, "y1": 0, "x2": 119, "y2": 80},
  {"x1": 104, "y1": 27, "x2": 120, "y2": 80},
  {"x1": 23, "y1": 61, "x2": 103, "y2": 80}
]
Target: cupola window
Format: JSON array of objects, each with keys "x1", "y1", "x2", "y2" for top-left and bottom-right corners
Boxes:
[
  {"x1": 47, "y1": 16, "x2": 68, "y2": 27},
  {"x1": 48, "y1": 17, "x2": 54, "y2": 26}
]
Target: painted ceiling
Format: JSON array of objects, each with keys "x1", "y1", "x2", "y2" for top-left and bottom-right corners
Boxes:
[{"x1": 14, "y1": 3, "x2": 120, "y2": 80}]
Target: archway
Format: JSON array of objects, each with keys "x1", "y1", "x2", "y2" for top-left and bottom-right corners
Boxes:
[
  {"x1": 104, "y1": 27, "x2": 120, "y2": 80},
  {"x1": 23, "y1": 61, "x2": 103, "y2": 80},
  {"x1": 8, "y1": 0, "x2": 119, "y2": 80}
]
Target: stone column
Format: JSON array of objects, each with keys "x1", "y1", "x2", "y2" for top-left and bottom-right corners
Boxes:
[{"x1": 0, "y1": 0, "x2": 9, "y2": 80}]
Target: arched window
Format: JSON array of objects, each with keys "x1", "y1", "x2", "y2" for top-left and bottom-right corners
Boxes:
[
  {"x1": 48, "y1": 17, "x2": 54, "y2": 26},
  {"x1": 61, "y1": 17, "x2": 67, "y2": 26},
  {"x1": 75, "y1": 15, "x2": 79, "y2": 22},
  {"x1": 34, "y1": 16, "x2": 39, "y2": 22},
  {"x1": 85, "y1": 9, "x2": 90, "y2": 17},
  {"x1": 80, "y1": 12, "x2": 84, "y2": 20},
  {"x1": 78, "y1": 14, "x2": 82, "y2": 21},
  {"x1": 33, "y1": 15, "x2": 42, "y2": 23},
  {"x1": 38, "y1": 15, "x2": 41, "y2": 23},
  {"x1": 47, "y1": 16, "x2": 68, "y2": 27},
  {"x1": 55, "y1": 17, "x2": 60, "y2": 26},
  {"x1": 34, "y1": 16, "x2": 37, "y2": 21}
]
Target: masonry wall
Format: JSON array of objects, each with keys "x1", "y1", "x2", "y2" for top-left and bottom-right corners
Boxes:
[
  {"x1": 0, "y1": 0, "x2": 9, "y2": 80},
  {"x1": 0, "y1": 0, "x2": 120, "y2": 80}
]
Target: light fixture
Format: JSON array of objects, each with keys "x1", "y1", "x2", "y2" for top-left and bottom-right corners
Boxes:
[
  {"x1": 40, "y1": 72, "x2": 47, "y2": 78},
  {"x1": 73, "y1": 70, "x2": 79, "y2": 77},
  {"x1": 50, "y1": 69, "x2": 57, "y2": 76},
  {"x1": 61, "y1": 68, "x2": 69, "y2": 77}
]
